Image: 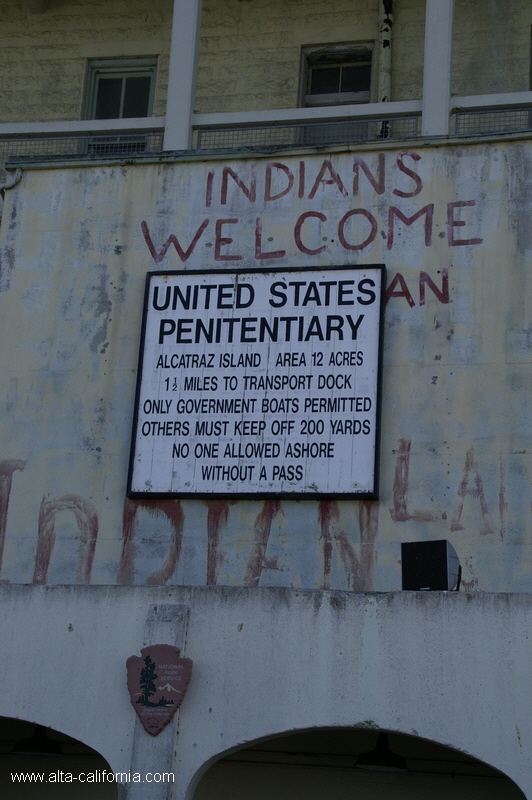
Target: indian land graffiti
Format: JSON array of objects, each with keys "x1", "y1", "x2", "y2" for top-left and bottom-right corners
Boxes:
[{"x1": 0, "y1": 441, "x2": 520, "y2": 590}]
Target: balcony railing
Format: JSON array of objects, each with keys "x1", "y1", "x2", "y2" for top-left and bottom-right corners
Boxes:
[
  {"x1": 453, "y1": 107, "x2": 532, "y2": 136},
  {"x1": 1, "y1": 100, "x2": 532, "y2": 181},
  {"x1": 0, "y1": 132, "x2": 164, "y2": 177},
  {"x1": 194, "y1": 115, "x2": 420, "y2": 152},
  {"x1": 0, "y1": 118, "x2": 165, "y2": 181}
]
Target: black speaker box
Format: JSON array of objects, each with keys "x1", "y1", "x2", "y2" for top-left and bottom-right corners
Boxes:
[{"x1": 401, "y1": 539, "x2": 460, "y2": 591}]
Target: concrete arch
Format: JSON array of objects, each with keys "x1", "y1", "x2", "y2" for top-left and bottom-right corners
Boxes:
[{"x1": 189, "y1": 726, "x2": 527, "y2": 800}]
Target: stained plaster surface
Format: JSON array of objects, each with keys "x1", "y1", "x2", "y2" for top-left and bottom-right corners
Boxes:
[{"x1": 0, "y1": 140, "x2": 532, "y2": 593}]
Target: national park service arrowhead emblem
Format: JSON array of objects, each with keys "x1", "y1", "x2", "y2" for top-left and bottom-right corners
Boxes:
[{"x1": 127, "y1": 644, "x2": 193, "y2": 736}]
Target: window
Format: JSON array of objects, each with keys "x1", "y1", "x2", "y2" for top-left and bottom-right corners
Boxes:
[
  {"x1": 84, "y1": 58, "x2": 157, "y2": 120},
  {"x1": 301, "y1": 44, "x2": 373, "y2": 108},
  {"x1": 83, "y1": 59, "x2": 157, "y2": 155},
  {"x1": 299, "y1": 44, "x2": 373, "y2": 146}
]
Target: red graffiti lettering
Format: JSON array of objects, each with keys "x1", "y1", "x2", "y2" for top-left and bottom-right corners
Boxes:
[
  {"x1": 0, "y1": 459, "x2": 25, "y2": 576},
  {"x1": 353, "y1": 153, "x2": 385, "y2": 195},
  {"x1": 205, "y1": 169, "x2": 214, "y2": 207},
  {"x1": 294, "y1": 211, "x2": 328, "y2": 255},
  {"x1": 451, "y1": 446, "x2": 493, "y2": 535},
  {"x1": 255, "y1": 217, "x2": 286, "y2": 260},
  {"x1": 215, "y1": 218, "x2": 243, "y2": 261},
  {"x1": 298, "y1": 160, "x2": 305, "y2": 198},
  {"x1": 394, "y1": 152, "x2": 423, "y2": 197},
  {"x1": 308, "y1": 159, "x2": 348, "y2": 199},
  {"x1": 141, "y1": 219, "x2": 209, "y2": 264},
  {"x1": 264, "y1": 162, "x2": 294, "y2": 201},
  {"x1": 389, "y1": 439, "x2": 442, "y2": 522},
  {"x1": 447, "y1": 200, "x2": 483, "y2": 246},
  {"x1": 338, "y1": 208, "x2": 378, "y2": 251},
  {"x1": 419, "y1": 268, "x2": 449, "y2": 305},
  {"x1": 118, "y1": 498, "x2": 184, "y2": 585},
  {"x1": 320, "y1": 500, "x2": 378, "y2": 591},
  {"x1": 387, "y1": 204, "x2": 434, "y2": 249},
  {"x1": 385, "y1": 272, "x2": 416, "y2": 307},
  {"x1": 243, "y1": 500, "x2": 283, "y2": 586},
  {"x1": 205, "y1": 500, "x2": 231, "y2": 585},
  {"x1": 33, "y1": 494, "x2": 98, "y2": 584},
  {"x1": 221, "y1": 166, "x2": 256, "y2": 204}
]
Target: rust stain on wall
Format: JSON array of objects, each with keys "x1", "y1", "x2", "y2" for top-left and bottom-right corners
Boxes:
[
  {"x1": 461, "y1": 555, "x2": 480, "y2": 592},
  {"x1": 84, "y1": 263, "x2": 113, "y2": 355}
]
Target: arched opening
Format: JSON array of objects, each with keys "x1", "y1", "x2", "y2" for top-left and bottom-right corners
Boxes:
[
  {"x1": 194, "y1": 728, "x2": 525, "y2": 800},
  {"x1": 0, "y1": 717, "x2": 118, "y2": 798}
]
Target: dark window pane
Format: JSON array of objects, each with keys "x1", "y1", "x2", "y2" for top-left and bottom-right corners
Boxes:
[
  {"x1": 341, "y1": 64, "x2": 371, "y2": 93},
  {"x1": 123, "y1": 76, "x2": 152, "y2": 118},
  {"x1": 95, "y1": 78, "x2": 122, "y2": 119},
  {"x1": 310, "y1": 67, "x2": 341, "y2": 95}
]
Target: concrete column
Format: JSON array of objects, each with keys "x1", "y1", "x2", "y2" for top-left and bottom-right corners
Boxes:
[
  {"x1": 163, "y1": 0, "x2": 204, "y2": 151},
  {"x1": 124, "y1": 605, "x2": 190, "y2": 800},
  {"x1": 421, "y1": 0, "x2": 455, "y2": 136}
]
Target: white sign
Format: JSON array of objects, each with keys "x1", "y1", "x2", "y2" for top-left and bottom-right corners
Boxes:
[{"x1": 128, "y1": 266, "x2": 384, "y2": 498}]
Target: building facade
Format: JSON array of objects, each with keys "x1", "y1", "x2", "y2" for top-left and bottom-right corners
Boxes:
[{"x1": 1, "y1": 1, "x2": 532, "y2": 797}]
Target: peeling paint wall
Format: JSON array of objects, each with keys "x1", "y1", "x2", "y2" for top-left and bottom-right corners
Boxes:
[{"x1": 1, "y1": 141, "x2": 532, "y2": 592}]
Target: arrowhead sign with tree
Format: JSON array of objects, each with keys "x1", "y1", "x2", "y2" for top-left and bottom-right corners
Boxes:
[{"x1": 126, "y1": 644, "x2": 193, "y2": 735}]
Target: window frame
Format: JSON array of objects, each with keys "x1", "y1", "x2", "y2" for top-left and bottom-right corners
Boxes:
[
  {"x1": 299, "y1": 43, "x2": 374, "y2": 108},
  {"x1": 83, "y1": 58, "x2": 158, "y2": 121}
]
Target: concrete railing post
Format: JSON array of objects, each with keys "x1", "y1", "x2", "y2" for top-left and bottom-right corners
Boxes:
[
  {"x1": 164, "y1": 0, "x2": 204, "y2": 151},
  {"x1": 421, "y1": 0, "x2": 455, "y2": 136}
]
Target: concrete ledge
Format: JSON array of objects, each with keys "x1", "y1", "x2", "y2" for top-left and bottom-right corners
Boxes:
[
  {"x1": 0, "y1": 586, "x2": 530, "y2": 798},
  {"x1": 0, "y1": 118, "x2": 165, "y2": 137}
]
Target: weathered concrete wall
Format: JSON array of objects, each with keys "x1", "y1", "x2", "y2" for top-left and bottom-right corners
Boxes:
[
  {"x1": 389, "y1": 0, "x2": 424, "y2": 102},
  {"x1": 0, "y1": 0, "x2": 380, "y2": 120},
  {"x1": 452, "y1": 0, "x2": 532, "y2": 96},
  {"x1": 0, "y1": 0, "x2": 530, "y2": 121},
  {"x1": 197, "y1": 0, "x2": 380, "y2": 113},
  {"x1": 0, "y1": 0, "x2": 173, "y2": 122},
  {"x1": 0, "y1": 586, "x2": 530, "y2": 798},
  {"x1": 393, "y1": 0, "x2": 532, "y2": 100},
  {"x1": 1, "y1": 140, "x2": 532, "y2": 592}
]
